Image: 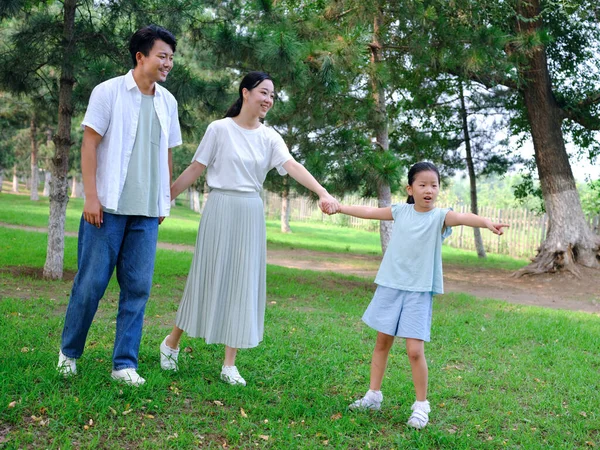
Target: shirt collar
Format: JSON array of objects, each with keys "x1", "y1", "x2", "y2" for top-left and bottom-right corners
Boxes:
[{"x1": 124, "y1": 69, "x2": 163, "y2": 97}]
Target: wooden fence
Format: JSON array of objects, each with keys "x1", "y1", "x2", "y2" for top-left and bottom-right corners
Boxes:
[{"x1": 262, "y1": 191, "x2": 600, "y2": 260}]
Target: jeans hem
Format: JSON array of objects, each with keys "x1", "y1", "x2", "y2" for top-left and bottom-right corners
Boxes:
[{"x1": 113, "y1": 365, "x2": 138, "y2": 371}]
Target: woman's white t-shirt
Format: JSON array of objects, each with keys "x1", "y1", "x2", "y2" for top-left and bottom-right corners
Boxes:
[{"x1": 192, "y1": 117, "x2": 293, "y2": 192}]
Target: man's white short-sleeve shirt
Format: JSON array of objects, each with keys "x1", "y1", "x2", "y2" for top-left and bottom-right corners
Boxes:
[{"x1": 81, "y1": 70, "x2": 182, "y2": 216}]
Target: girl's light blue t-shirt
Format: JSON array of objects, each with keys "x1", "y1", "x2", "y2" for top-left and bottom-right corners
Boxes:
[{"x1": 374, "y1": 203, "x2": 452, "y2": 295}]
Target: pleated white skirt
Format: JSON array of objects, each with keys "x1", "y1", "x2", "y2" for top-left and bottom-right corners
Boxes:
[{"x1": 175, "y1": 189, "x2": 266, "y2": 348}]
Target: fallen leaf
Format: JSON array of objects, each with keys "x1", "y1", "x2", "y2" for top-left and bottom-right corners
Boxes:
[
  {"x1": 21, "y1": 347, "x2": 29, "y2": 353},
  {"x1": 330, "y1": 412, "x2": 342, "y2": 421},
  {"x1": 122, "y1": 409, "x2": 133, "y2": 415},
  {"x1": 145, "y1": 414, "x2": 155, "y2": 419},
  {"x1": 580, "y1": 411, "x2": 588, "y2": 418},
  {"x1": 8, "y1": 401, "x2": 17, "y2": 408},
  {"x1": 259, "y1": 435, "x2": 269, "y2": 441},
  {"x1": 240, "y1": 408, "x2": 248, "y2": 418},
  {"x1": 214, "y1": 400, "x2": 223, "y2": 406},
  {"x1": 109, "y1": 407, "x2": 117, "y2": 416}
]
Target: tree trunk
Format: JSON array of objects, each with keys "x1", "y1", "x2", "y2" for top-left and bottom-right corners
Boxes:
[
  {"x1": 459, "y1": 82, "x2": 486, "y2": 258},
  {"x1": 281, "y1": 176, "x2": 292, "y2": 233},
  {"x1": 12, "y1": 164, "x2": 18, "y2": 192},
  {"x1": 370, "y1": 12, "x2": 392, "y2": 254},
  {"x1": 201, "y1": 180, "x2": 209, "y2": 213},
  {"x1": 43, "y1": 127, "x2": 53, "y2": 197},
  {"x1": 515, "y1": 0, "x2": 600, "y2": 275},
  {"x1": 44, "y1": 0, "x2": 76, "y2": 280},
  {"x1": 188, "y1": 187, "x2": 201, "y2": 212},
  {"x1": 30, "y1": 115, "x2": 39, "y2": 201},
  {"x1": 70, "y1": 174, "x2": 84, "y2": 198},
  {"x1": 43, "y1": 171, "x2": 51, "y2": 197},
  {"x1": 0, "y1": 169, "x2": 4, "y2": 192}
]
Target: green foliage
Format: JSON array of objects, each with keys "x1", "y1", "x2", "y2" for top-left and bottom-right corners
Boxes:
[{"x1": 579, "y1": 179, "x2": 600, "y2": 216}]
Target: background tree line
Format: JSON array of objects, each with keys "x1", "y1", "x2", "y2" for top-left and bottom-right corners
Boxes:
[{"x1": 1, "y1": 0, "x2": 599, "y2": 278}]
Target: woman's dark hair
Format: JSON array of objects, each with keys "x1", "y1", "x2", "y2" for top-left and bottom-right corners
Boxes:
[
  {"x1": 224, "y1": 71, "x2": 273, "y2": 118},
  {"x1": 129, "y1": 25, "x2": 177, "y2": 68},
  {"x1": 406, "y1": 161, "x2": 440, "y2": 204}
]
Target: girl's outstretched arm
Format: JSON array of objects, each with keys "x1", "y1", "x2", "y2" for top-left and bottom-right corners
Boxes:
[
  {"x1": 339, "y1": 205, "x2": 393, "y2": 221},
  {"x1": 445, "y1": 211, "x2": 509, "y2": 235},
  {"x1": 171, "y1": 161, "x2": 207, "y2": 199}
]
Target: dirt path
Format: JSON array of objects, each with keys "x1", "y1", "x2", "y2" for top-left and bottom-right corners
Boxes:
[
  {"x1": 3, "y1": 222, "x2": 599, "y2": 314},
  {"x1": 161, "y1": 242, "x2": 600, "y2": 314}
]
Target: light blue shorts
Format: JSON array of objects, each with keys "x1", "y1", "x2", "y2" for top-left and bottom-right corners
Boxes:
[{"x1": 362, "y1": 286, "x2": 433, "y2": 341}]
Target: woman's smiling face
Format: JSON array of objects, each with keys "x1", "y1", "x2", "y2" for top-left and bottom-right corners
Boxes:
[{"x1": 243, "y1": 79, "x2": 275, "y2": 119}]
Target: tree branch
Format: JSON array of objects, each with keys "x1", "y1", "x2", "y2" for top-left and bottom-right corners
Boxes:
[
  {"x1": 447, "y1": 68, "x2": 519, "y2": 91},
  {"x1": 561, "y1": 107, "x2": 600, "y2": 130}
]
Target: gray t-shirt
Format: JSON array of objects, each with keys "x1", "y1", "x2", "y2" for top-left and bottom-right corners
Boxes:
[
  {"x1": 108, "y1": 94, "x2": 161, "y2": 217},
  {"x1": 374, "y1": 203, "x2": 452, "y2": 294}
]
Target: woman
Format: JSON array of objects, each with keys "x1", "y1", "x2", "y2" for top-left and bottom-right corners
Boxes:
[{"x1": 159, "y1": 71, "x2": 339, "y2": 385}]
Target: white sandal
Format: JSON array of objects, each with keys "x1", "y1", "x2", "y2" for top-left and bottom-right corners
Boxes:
[{"x1": 407, "y1": 400, "x2": 430, "y2": 429}]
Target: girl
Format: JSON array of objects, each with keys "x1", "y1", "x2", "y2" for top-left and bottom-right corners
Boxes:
[
  {"x1": 338, "y1": 161, "x2": 508, "y2": 429},
  {"x1": 159, "y1": 72, "x2": 339, "y2": 385}
]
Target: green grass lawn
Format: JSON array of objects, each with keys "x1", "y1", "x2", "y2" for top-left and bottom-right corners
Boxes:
[
  {"x1": 0, "y1": 192, "x2": 527, "y2": 272},
  {"x1": 0, "y1": 226, "x2": 598, "y2": 449}
]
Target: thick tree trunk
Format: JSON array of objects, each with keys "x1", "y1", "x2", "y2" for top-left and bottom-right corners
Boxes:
[
  {"x1": 459, "y1": 83, "x2": 486, "y2": 258},
  {"x1": 12, "y1": 164, "x2": 18, "y2": 192},
  {"x1": 44, "y1": 0, "x2": 76, "y2": 280},
  {"x1": 30, "y1": 115, "x2": 39, "y2": 201},
  {"x1": 370, "y1": 12, "x2": 392, "y2": 254},
  {"x1": 280, "y1": 177, "x2": 291, "y2": 233},
  {"x1": 515, "y1": 0, "x2": 600, "y2": 275}
]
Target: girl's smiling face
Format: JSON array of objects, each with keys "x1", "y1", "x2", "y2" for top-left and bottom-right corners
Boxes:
[{"x1": 407, "y1": 170, "x2": 440, "y2": 212}]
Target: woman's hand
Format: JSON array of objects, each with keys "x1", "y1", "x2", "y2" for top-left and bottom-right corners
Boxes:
[{"x1": 319, "y1": 192, "x2": 340, "y2": 215}]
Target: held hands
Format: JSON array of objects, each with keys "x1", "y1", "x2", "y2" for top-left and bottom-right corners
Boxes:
[
  {"x1": 83, "y1": 196, "x2": 103, "y2": 228},
  {"x1": 318, "y1": 192, "x2": 340, "y2": 215}
]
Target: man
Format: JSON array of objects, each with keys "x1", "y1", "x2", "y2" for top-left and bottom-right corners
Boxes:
[{"x1": 57, "y1": 25, "x2": 182, "y2": 386}]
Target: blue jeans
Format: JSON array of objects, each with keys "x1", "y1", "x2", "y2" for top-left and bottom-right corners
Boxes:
[{"x1": 61, "y1": 213, "x2": 159, "y2": 370}]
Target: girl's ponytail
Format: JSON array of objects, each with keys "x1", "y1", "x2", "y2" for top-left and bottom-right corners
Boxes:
[{"x1": 406, "y1": 195, "x2": 415, "y2": 204}]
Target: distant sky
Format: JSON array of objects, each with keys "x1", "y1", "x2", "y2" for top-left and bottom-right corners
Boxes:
[{"x1": 518, "y1": 141, "x2": 599, "y2": 182}]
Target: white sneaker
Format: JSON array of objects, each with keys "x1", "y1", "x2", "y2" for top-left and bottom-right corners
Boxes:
[
  {"x1": 407, "y1": 400, "x2": 431, "y2": 429},
  {"x1": 57, "y1": 350, "x2": 77, "y2": 377},
  {"x1": 111, "y1": 368, "x2": 146, "y2": 387},
  {"x1": 220, "y1": 365, "x2": 246, "y2": 386},
  {"x1": 160, "y1": 335, "x2": 179, "y2": 371},
  {"x1": 348, "y1": 390, "x2": 383, "y2": 411}
]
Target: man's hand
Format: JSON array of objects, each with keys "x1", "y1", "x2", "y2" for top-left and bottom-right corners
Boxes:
[{"x1": 83, "y1": 196, "x2": 103, "y2": 228}]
